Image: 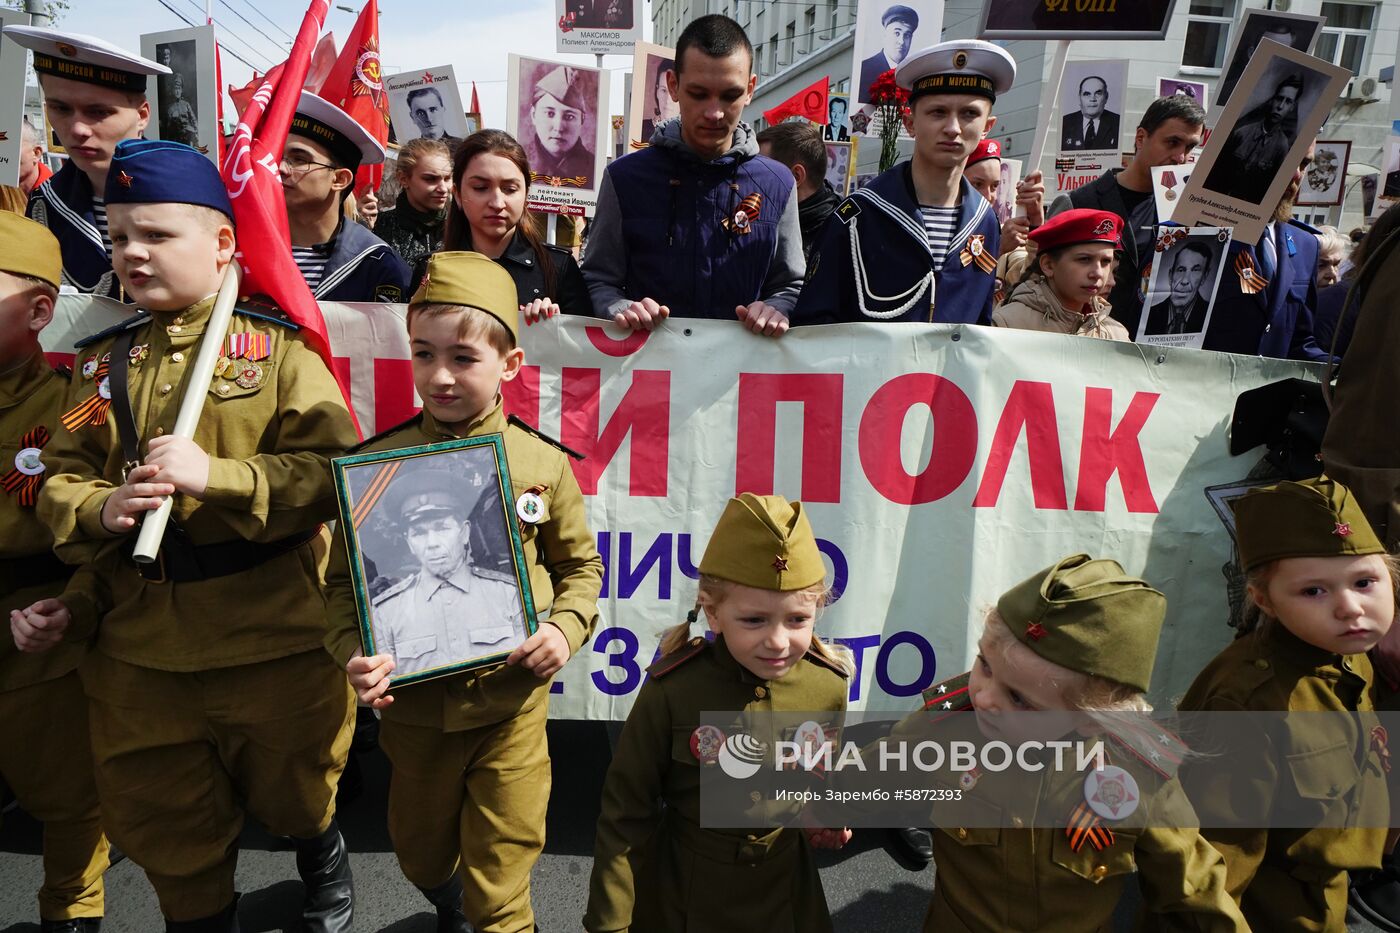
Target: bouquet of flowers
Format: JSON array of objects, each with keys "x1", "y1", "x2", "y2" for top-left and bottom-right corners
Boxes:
[{"x1": 868, "y1": 69, "x2": 910, "y2": 173}]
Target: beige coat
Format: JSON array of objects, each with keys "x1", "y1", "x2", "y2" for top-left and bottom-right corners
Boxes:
[{"x1": 992, "y1": 277, "x2": 1129, "y2": 341}]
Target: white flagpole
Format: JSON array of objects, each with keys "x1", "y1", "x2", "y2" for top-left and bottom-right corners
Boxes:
[{"x1": 131, "y1": 263, "x2": 243, "y2": 564}]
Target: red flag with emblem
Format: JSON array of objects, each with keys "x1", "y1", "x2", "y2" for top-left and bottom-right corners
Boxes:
[
  {"x1": 219, "y1": 0, "x2": 359, "y2": 432},
  {"x1": 318, "y1": 0, "x2": 389, "y2": 196},
  {"x1": 762, "y1": 75, "x2": 829, "y2": 125}
]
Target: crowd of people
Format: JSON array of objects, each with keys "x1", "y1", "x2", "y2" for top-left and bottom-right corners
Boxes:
[{"x1": 0, "y1": 10, "x2": 1397, "y2": 933}]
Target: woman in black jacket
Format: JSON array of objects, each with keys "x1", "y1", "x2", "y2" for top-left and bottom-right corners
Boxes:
[
  {"x1": 440, "y1": 129, "x2": 590, "y2": 320},
  {"x1": 374, "y1": 137, "x2": 451, "y2": 289}
]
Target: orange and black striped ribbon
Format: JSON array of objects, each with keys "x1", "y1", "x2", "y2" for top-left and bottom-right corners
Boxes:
[
  {"x1": 350, "y1": 460, "x2": 402, "y2": 530},
  {"x1": 960, "y1": 239, "x2": 998, "y2": 275},
  {"x1": 1065, "y1": 801, "x2": 1115, "y2": 853},
  {"x1": 0, "y1": 426, "x2": 50, "y2": 506},
  {"x1": 60, "y1": 358, "x2": 112, "y2": 431},
  {"x1": 1234, "y1": 252, "x2": 1268, "y2": 295}
]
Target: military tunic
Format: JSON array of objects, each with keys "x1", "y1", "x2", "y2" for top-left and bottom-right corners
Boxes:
[
  {"x1": 37, "y1": 295, "x2": 360, "y2": 921},
  {"x1": 584, "y1": 634, "x2": 849, "y2": 933},
  {"x1": 866, "y1": 673, "x2": 1249, "y2": 933},
  {"x1": 0, "y1": 352, "x2": 108, "y2": 923},
  {"x1": 1179, "y1": 625, "x2": 1390, "y2": 933},
  {"x1": 371, "y1": 562, "x2": 525, "y2": 677},
  {"x1": 323, "y1": 400, "x2": 603, "y2": 933}
]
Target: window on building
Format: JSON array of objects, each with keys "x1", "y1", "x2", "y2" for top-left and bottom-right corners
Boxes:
[
  {"x1": 1180, "y1": 0, "x2": 1236, "y2": 73},
  {"x1": 803, "y1": 6, "x2": 816, "y2": 53},
  {"x1": 828, "y1": 0, "x2": 840, "y2": 29},
  {"x1": 783, "y1": 23, "x2": 795, "y2": 64},
  {"x1": 1317, "y1": 2, "x2": 1376, "y2": 75},
  {"x1": 770, "y1": 32, "x2": 779, "y2": 71}
]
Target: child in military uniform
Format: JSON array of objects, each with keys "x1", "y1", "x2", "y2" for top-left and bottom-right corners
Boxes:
[
  {"x1": 35, "y1": 140, "x2": 360, "y2": 933},
  {"x1": 1179, "y1": 476, "x2": 1397, "y2": 932},
  {"x1": 892, "y1": 555, "x2": 1248, "y2": 932},
  {"x1": 1, "y1": 212, "x2": 109, "y2": 932},
  {"x1": 326, "y1": 250, "x2": 603, "y2": 933},
  {"x1": 584, "y1": 493, "x2": 853, "y2": 933}
]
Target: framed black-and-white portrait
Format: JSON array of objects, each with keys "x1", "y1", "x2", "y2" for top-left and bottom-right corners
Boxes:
[
  {"x1": 1214, "y1": 8, "x2": 1323, "y2": 113},
  {"x1": 626, "y1": 41, "x2": 677, "y2": 149},
  {"x1": 1058, "y1": 60, "x2": 1127, "y2": 156},
  {"x1": 1137, "y1": 225, "x2": 1234, "y2": 350},
  {"x1": 507, "y1": 53, "x2": 609, "y2": 216},
  {"x1": 386, "y1": 66, "x2": 469, "y2": 148},
  {"x1": 555, "y1": 0, "x2": 644, "y2": 55},
  {"x1": 333, "y1": 435, "x2": 539, "y2": 686},
  {"x1": 1297, "y1": 139, "x2": 1350, "y2": 207},
  {"x1": 141, "y1": 25, "x2": 219, "y2": 161}
]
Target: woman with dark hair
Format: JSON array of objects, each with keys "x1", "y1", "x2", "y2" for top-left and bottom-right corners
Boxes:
[
  {"x1": 440, "y1": 129, "x2": 590, "y2": 320},
  {"x1": 1315, "y1": 201, "x2": 1400, "y2": 360}
]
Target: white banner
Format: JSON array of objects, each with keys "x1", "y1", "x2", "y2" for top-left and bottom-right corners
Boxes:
[{"x1": 45, "y1": 301, "x2": 1319, "y2": 719}]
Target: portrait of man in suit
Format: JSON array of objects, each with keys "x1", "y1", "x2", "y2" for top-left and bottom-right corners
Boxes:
[
  {"x1": 1060, "y1": 75, "x2": 1121, "y2": 151},
  {"x1": 1146, "y1": 241, "x2": 1213, "y2": 336},
  {"x1": 824, "y1": 95, "x2": 850, "y2": 141},
  {"x1": 857, "y1": 5, "x2": 918, "y2": 103},
  {"x1": 408, "y1": 86, "x2": 463, "y2": 148}
]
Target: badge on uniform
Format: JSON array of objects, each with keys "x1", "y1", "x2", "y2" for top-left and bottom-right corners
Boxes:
[
  {"x1": 60, "y1": 358, "x2": 114, "y2": 431},
  {"x1": 0, "y1": 425, "x2": 51, "y2": 506},
  {"x1": 1083, "y1": 765, "x2": 1139, "y2": 820},
  {"x1": 958, "y1": 765, "x2": 982, "y2": 791},
  {"x1": 691, "y1": 725, "x2": 726, "y2": 765},
  {"x1": 79, "y1": 351, "x2": 108, "y2": 381},
  {"x1": 960, "y1": 234, "x2": 997, "y2": 274},
  {"x1": 516, "y1": 487, "x2": 546, "y2": 524},
  {"x1": 721, "y1": 192, "x2": 763, "y2": 235},
  {"x1": 224, "y1": 332, "x2": 271, "y2": 362},
  {"x1": 1234, "y1": 252, "x2": 1268, "y2": 295},
  {"x1": 127, "y1": 343, "x2": 150, "y2": 367},
  {"x1": 233, "y1": 360, "x2": 264, "y2": 389}
]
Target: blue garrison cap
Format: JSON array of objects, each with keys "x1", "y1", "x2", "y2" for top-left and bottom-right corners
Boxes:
[{"x1": 104, "y1": 139, "x2": 234, "y2": 221}]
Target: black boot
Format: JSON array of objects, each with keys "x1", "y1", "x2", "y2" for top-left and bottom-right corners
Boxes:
[
  {"x1": 889, "y1": 827, "x2": 933, "y2": 866},
  {"x1": 293, "y1": 821, "x2": 354, "y2": 933},
  {"x1": 417, "y1": 875, "x2": 473, "y2": 933},
  {"x1": 40, "y1": 920, "x2": 102, "y2": 932},
  {"x1": 165, "y1": 900, "x2": 239, "y2": 933}
]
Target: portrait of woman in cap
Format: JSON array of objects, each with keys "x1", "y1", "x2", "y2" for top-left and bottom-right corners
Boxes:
[{"x1": 518, "y1": 59, "x2": 598, "y2": 190}]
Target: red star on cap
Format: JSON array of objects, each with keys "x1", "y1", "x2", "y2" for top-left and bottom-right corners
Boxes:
[
  {"x1": 1025, "y1": 622, "x2": 1048, "y2": 641},
  {"x1": 772, "y1": 556, "x2": 789, "y2": 572},
  {"x1": 117, "y1": 171, "x2": 134, "y2": 188},
  {"x1": 1334, "y1": 521, "x2": 1352, "y2": 537}
]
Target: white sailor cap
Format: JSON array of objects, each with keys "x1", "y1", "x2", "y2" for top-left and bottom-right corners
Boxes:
[
  {"x1": 2, "y1": 26, "x2": 168, "y2": 93},
  {"x1": 290, "y1": 91, "x2": 386, "y2": 169},
  {"x1": 895, "y1": 40, "x2": 1017, "y2": 103}
]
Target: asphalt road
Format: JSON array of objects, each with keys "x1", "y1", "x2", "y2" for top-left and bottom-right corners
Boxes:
[{"x1": 0, "y1": 721, "x2": 1387, "y2": 932}]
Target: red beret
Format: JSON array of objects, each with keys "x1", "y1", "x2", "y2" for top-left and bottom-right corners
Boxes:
[
  {"x1": 968, "y1": 138, "x2": 1002, "y2": 166},
  {"x1": 1029, "y1": 208, "x2": 1123, "y2": 252}
]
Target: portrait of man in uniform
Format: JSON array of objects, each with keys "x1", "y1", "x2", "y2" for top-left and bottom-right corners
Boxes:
[
  {"x1": 1203, "y1": 71, "x2": 1305, "y2": 205},
  {"x1": 856, "y1": 4, "x2": 918, "y2": 103},
  {"x1": 520, "y1": 61, "x2": 599, "y2": 189},
  {"x1": 1215, "y1": 13, "x2": 1320, "y2": 110},
  {"x1": 1145, "y1": 241, "x2": 1213, "y2": 336},
  {"x1": 339, "y1": 445, "x2": 534, "y2": 684}
]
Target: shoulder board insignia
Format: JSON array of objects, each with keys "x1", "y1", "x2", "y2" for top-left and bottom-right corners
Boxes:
[
  {"x1": 922, "y1": 671, "x2": 973, "y2": 718},
  {"x1": 1098, "y1": 714, "x2": 1187, "y2": 780},
  {"x1": 835, "y1": 197, "x2": 861, "y2": 224},
  {"x1": 474, "y1": 565, "x2": 516, "y2": 585},
  {"x1": 372, "y1": 574, "x2": 414, "y2": 605},
  {"x1": 73, "y1": 312, "x2": 149, "y2": 349},
  {"x1": 233, "y1": 306, "x2": 300, "y2": 330},
  {"x1": 804, "y1": 644, "x2": 851, "y2": 679},
  {"x1": 347, "y1": 412, "x2": 425, "y2": 454},
  {"x1": 647, "y1": 636, "x2": 708, "y2": 678},
  {"x1": 508, "y1": 413, "x2": 585, "y2": 461}
]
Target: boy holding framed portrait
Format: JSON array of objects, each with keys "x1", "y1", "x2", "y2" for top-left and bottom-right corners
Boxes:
[{"x1": 323, "y1": 250, "x2": 603, "y2": 932}]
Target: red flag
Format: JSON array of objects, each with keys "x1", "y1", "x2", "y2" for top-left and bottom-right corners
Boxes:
[
  {"x1": 227, "y1": 34, "x2": 335, "y2": 121},
  {"x1": 762, "y1": 75, "x2": 829, "y2": 125},
  {"x1": 220, "y1": 0, "x2": 360, "y2": 433},
  {"x1": 470, "y1": 81, "x2": 481, "y2": 118},
  {"x1": 319, "y1": 2, "x2": 388, "y2": 195}
]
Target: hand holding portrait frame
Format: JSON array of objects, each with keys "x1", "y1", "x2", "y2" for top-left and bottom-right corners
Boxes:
[{"x1": 333, "y1": 435, "x2": 540, "y2": 687}]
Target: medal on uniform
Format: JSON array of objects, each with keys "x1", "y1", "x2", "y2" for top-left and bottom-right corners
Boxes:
[
  {"x1": 690, "y1": 725, "x2": 726, "y2": 765},
  {"x1": 224, "y1": 332, "x2": 271, "y2": 361},
  {"x1": 516, "y1": 490, "x2": 545, "y2": 524},
  {"x1": 127, "y1": 343, "x2": 150, "y2": 367},
  {"x1": 0, "y1": 426, "x2": 51, "y2": 506},
  {"x1": 959, "y1": 765, "x2": 982, "y2": 791},
  {"x1": 1234, "y1": 252, "x2": 1268, "y2": 295},
  {"x1": 1083, "y1": 765, "x2": 1139, "y2": 820},
  {"x1": 80, "y1": 354, "x2": 101, "y2": 380},
  {"x1": 721, "y1": 193, "x2": 763, "y2": 235},
  {"x1": 214, "y1": 356, "x2": 232, "y2": 377},
  {"x1": 233, "y1": 361, "x2": 264, "y2": 389},
  {"x1": 960, "y1": 234, "x2": 997, "y2": 274},
  {"x1": 61, "y1": 359, "x2": 113, "y2": 431}
]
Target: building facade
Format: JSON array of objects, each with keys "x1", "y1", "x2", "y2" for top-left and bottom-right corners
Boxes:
[{"x1": 654, "y1": 0, "x2": 1400, "y2": 230}]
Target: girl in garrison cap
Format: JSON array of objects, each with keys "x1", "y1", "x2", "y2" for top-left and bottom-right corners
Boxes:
[
  {"x1": 584, "y1": 494, "x2": 853, "y2": 933},
  {"x1": 1179, "y1": 476, "x2": 1399, "y2": 932},
  {"x1": 866, "y1": 555, "x2": 1249, "y2": 932}
]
